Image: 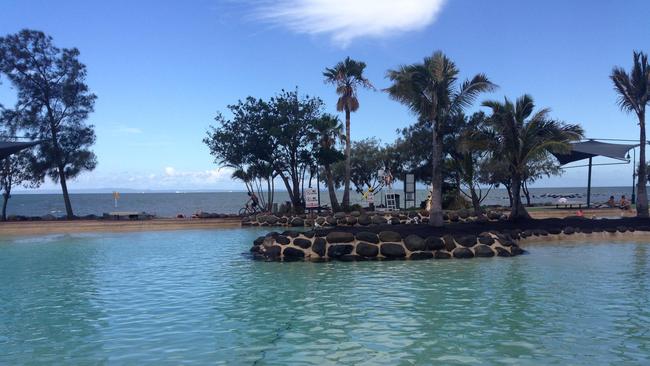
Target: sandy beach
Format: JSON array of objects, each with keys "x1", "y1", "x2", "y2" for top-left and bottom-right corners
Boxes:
[{"x1": 0, "y1": 217, "x2": 242, "y2": 236}]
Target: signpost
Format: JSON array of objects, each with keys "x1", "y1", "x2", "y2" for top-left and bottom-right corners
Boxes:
[
  {"x1": 404, "y1": 173, "x2": 416, "y2": 208},
  {"x1": 305, "y1": 188, "x2": 318, "y2": 209}
]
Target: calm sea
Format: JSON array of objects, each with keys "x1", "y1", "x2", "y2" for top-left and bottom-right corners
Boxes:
[{"x1": 5, "y1": 186, "x2": 639, "y2": 218}]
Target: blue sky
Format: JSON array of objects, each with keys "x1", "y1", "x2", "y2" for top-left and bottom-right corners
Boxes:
[{"x1": 1, "y1": 0, "x2": 650, "y2": 191}]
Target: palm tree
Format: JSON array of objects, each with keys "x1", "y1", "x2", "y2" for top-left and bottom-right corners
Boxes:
[
  {"x1": 312, "y1": 114, "x2": 345, "y2": 212},
  {"x1": 482, "y1": 95, "x2": 584, "y2": 220},
  {"x1": 323, "y1": 57, "x2": 374, "y2": 210},
  {"x1": 611, "y1": 51, "x2": 650, "y2": 218},
  {"x1": 385, "y1": 51, "x2": 496, "y2": 226}
]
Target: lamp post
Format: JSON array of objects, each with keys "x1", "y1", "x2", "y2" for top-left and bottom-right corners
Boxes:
[{"x1": 628, "y1": 149, "x2": 636, "y2": 204}]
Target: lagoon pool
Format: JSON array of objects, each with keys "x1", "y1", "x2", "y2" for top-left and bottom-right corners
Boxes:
[{"x1": 1, "y1": 229, "x2": 649, "y2": 365}]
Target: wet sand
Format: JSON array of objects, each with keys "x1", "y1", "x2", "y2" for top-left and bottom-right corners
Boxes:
[{"x1": 0, "y1": 218, "x2": 242, "y2": 236}]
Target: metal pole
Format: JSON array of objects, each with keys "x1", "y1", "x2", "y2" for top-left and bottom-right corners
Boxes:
[
  {"x1": 587, "y1": 157, "x2": 592, "y2": 208},
  {"x1": 316, "y1": 169, "x2": 321, "y2": 214},
  {"x1": 632, "y1": 148, "x2": 636, "y2": 204}
]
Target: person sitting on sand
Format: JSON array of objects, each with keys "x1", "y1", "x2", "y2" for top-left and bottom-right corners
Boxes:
[
  {"x1": 607, "y1": 195, "x2": 616, "y2": 208},
  {"x1": 619, "y1": 195, "x2": 631, "y2": 210}
]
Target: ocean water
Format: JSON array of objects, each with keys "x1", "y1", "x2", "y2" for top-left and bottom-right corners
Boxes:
[
  {"x1": 5, "y1": 186, "x2": 640, "y2": 218},
  {"x1": 0, "y1": 229, "x2": 649, "y2": 364}
]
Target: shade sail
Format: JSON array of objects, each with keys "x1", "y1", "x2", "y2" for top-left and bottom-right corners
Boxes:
[
  {"x1": 0, "y1": 141, "x2": 41, "y2": 160},
  {"x1": 552, "y1": 140, "x2": 638, "y2": 165}
]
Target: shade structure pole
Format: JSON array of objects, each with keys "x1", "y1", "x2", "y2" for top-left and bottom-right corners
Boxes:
[
  {"x1": 632, "y1": 148, "x2": 636, "y2": 204},
  {"x1": 587, "y1": 157, "x2": 592, "y2": 208}
]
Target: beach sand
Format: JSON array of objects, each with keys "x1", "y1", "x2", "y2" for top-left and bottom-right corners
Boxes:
[{"x1": 0, "y1": 217, "x2": 242, "y2": 236}]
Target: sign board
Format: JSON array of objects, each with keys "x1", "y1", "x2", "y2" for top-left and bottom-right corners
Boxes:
[
  {"x1": 366, "y1": 192, "x2": 374, "y2": 204},
  {"x1": 404, "y1": 174, "x2": 415, "y2": 193},
  {"x1": 305, "y1": 188, "x2": 319, "y2": 208}
]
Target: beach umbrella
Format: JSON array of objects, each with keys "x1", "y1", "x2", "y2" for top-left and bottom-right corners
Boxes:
[
  {"x1": 0, "y1": 141, "x2": 41, "y2": 160},
  {"x1": 552, "y1": 140, "x2": 639, "y2": 207}
]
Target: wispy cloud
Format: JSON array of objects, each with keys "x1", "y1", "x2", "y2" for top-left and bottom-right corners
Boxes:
[
  {"x1": 114, "y1": 125, "x2": 143, "y2": 134},
  {"x1": 253, "y1": 0, "x2": 447, "y2": 46}
]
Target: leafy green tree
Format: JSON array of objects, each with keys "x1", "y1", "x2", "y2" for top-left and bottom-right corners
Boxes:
[
  {"x1": 385, "y1": 51, "x2": 495, "y2": 226},
  {"x1": 521, "y1": 152, "x2": 561, "y2": 206},
  {"x1": 0, "y1": 30, "x2": 97, "y2": 219},
  {"x1": 482, "y1": 94, "x2": 583, "y2": 220},
  {"x1": 204, "y1": 89, "x2": 323, "y2": 211},
  {"x1": 324, "y1": 57, "x2": 374, "y2": 210},
  {"x1": 0, "y1": 149, "x2": 42, "y2": 220},
  {"x1": 311, "y1": 114, "x2": 344, "y2": 212},
  {"x1": 611, "y1": 51, "x2": 650, "y2": 218},
  {"x1": 332, "y1": 138, "x2": 392, "y2": 196},
  {"x1": 446, "y1": 112, "x2": 493, "y2": 213}
]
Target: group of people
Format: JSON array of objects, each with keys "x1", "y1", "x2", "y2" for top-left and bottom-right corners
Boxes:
[{"x1": 606, "y1": 195, "x2": 631, "y2": 210}]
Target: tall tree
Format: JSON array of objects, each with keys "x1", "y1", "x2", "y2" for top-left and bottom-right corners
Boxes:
[
  {"x1": 323, "y1": 57, "x2": 373, "y2": 210},
  {"x1": 0, "y1": 30, "x2": 97, "y2": 219},
  {"x1": 482, "y1": 95, "x2": 583, "y2": 220},
  {"x1": 611, "y1": 51, "x2": 650, "y2": 218},
  {"x1": 385, "y1": 51, "x2": 496, "y2": 226},
  {"x1": 311, "y1": 114, "x2": 344, "y2": 212}
]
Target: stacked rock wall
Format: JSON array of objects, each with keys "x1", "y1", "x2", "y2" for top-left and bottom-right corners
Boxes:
[
  {"x1": 243, "y1": 209, "x2": 504, "y2": 228},
  {"x1": 250, "y1": 230, "x2": 524, "y2": 261}
]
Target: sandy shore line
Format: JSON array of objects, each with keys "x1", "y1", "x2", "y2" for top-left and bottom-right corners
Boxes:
[{"x1": 0, "y1": 218, "x2": 242, "y2": 236}]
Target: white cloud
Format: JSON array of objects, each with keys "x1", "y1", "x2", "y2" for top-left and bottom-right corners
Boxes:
[
  {"x1": 254, "y1": 0, "x2": 447, "y2": 46},
  {"x1": 115, "y1": 125, "x2": 143, "y2": 134}
]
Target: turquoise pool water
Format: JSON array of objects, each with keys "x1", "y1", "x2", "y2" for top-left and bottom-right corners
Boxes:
[{"x1": 1, "y1": 229, "x2": 649, "y2": 365}]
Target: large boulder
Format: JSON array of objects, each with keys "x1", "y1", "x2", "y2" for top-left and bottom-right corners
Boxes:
[
  {"x1": 356, "y1": 242, "x2": 379, "y2": 258},
  {"x1": 474, "y1": 245, "x2": 495, "y2": 258},
  {"x1": 563, "y1": 226, "x2": 575, "y2": 235},
  {"x1": 424, "y1": 236, "x2": 445, "y2": 251},
  {"x1": 276, "y1": 235, "x2": 290, "y2": 245},
  {"x1": 378, "y1": 231, "x2": 402, "y2": 242},
  {"x1": 334, "y1": 212, "x2": 346, "y2": 219},
  {"x1": 326, "y1": 231, "x2": 355, "y2": 243},
  {"x1": 315, "y1": 217, "x2": 326, "y2": 226},
  {"x1": 357, "y1": 215, "x2": 371, "y2": 226},
  {"x1": 346, "y1": 216, "x2": 358, "y2": 225},
  {"x1": 293, "y1": 238, "x2": 312, "y2": 249},
  {"x1": 478, "y1": 235, "x2": 495, "y2": 245},
  {"x1": 283, "y1": 247, "x2": 305, "y2": 260},
  {"x1": 326, "y1": 216, "x2": 337, "y2": 225},
  {"x1": 312, "y1": 238, "x2": 326, "y2": 257},
  {"x1": 290, "y1": 217, "x2": 305, "y2": 227},
  {"x1": 380, "y1": 243, "x2": 406, "y2": 258},
  {"x1": 455, "y1": 235, "x2": 478, "y2": 247},
  {"x1": 303, "y1": 231, "x2": 315, "y2": 238},
  {"x1": 253, "y1": 236, "x2": 265, "y2": 246},
  {"x1": 510, "y1": 246, "x2": 525, "y2": 256},
  {"x1": 282, "y1": 230, "x2": 300, "y2": 238},
  {"x1": 452, "y1": 247, "x2": 474, "y2": 259},
  {"x1": 389, "y1": 217, "x2": 401, "y2": 225},
  {"x1": 443, "y1": 235, "x2": 457, "y2": 251},
  {"x1": 548, "y1": 227, "x2": 561, "y2": 235},
  {"x1": 372, "y1": 215, "x2": 387, "y2": 224},
  {"x1": 434, "y1": 251, "x2": 451, "y2": 259},
  {"x1": 350, "y1": 211, "x2": 361, "y2": 217},
  {"x1": 495, "y1": 247, "x2": 511, "y2": 257},
  {"x1": 266, "y1": 216, "x2": 279, "y2": 225},
  {"x1": 264, "y1": 245, "x2": 282, "y2": 260},
  {"x1": 328, "y1": 244, "x2": 354, "y2": 258},
  {"x1": 355, "y1": 231, "x2": 379, "y2": 244},
  {"x1": 410, "y1": 252, "x2": 433, "y2": 260},
  {"x1": 404, "y1": 235, "x2": 425, "y2": 251}
]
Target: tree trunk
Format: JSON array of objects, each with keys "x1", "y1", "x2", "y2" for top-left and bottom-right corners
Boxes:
[
  {"x1": 429, "y1": 122, "x2": 444, "y2": 227},
  {"x1": 637, "y1": 111, "x2": 648, "y2": 218},
  {"x1": 522, "y1": 181, "x2": 532, "y2": 207},
  {"x1": 510, "y1": 173, "x2": 531, "y2": 220},
  {"x1": 470, "y1": 188, "x2": 481, "y2": 215},
  {"x1": 325, "y1": 165, "x2": 341, "y2": 212},
  {"x1": 2, "y1": 191, "x2": 9, "y2": 221},
  {"x1": 58, "y1": 165, "x2": 74, "y2": 219},
  {"x1": 342, "y1": 107, "x2": 351, "y2": 210}
]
